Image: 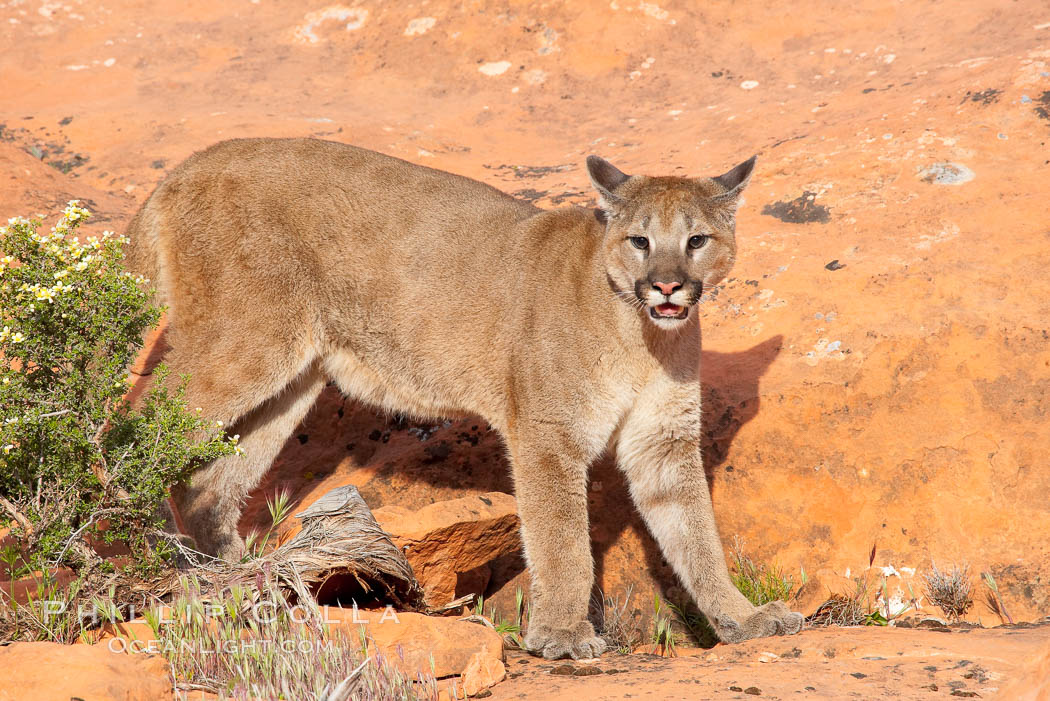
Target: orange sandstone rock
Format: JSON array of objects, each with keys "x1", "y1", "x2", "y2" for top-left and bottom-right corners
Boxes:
[
  {"x1": 373, "y1": 493, "x2": 520, "y2": 608},
  {"x1": 0, "y1": 641, "x2": 171, "y2": 701},
  {"x1": 326, "y1": 608, "x2": 504, "y2": 680},
  {"x1": 460, "y1": 650, "x2": 508, "y2": 697}
]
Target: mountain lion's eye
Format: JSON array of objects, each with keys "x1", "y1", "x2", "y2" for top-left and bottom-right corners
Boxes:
[
  {"x1": 688, "y1": 235, "x2": 709, "y2": 250},
  {"x1": 630, "y1": 237, "x2": 650, "y2": 250}
]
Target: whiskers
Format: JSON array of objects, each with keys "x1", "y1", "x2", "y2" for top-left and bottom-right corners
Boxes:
[{"x1": 610, "y1": 289, "x2": 647, "y2": 311}]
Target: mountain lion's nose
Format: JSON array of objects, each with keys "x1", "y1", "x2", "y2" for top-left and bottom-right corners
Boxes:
[{"x1": 652, "y1": 281, "x2": 682, "y2": 296}]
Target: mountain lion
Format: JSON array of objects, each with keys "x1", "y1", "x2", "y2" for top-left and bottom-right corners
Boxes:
[{"x1": 125, "y1": 138, "x2": 804, "y2": 659}]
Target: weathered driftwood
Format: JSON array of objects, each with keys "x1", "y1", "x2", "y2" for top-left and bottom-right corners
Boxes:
[
  {"x1": 152, "y1": 485, "x2": 424, "y2": 610},
  {"x1": 283, "y1": 485, "x2": 423, "y2": 608}
]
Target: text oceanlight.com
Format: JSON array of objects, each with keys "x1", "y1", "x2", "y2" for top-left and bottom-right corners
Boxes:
[{"x1": 108, "y1": 637, "x2": 342, "y2": 655}]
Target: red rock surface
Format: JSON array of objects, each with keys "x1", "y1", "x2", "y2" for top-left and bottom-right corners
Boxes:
[
  {"x1": 0, "y1": 641, "x2": 171, "y2": 701},
  {"x1": 1000, "y1": 642, "x2": 1050, "y2": 700},
  {"x1": 3, "y1": 0, "x2": 1049, "y2": 680},
  {"x1": 372, "y1": 492, "x2": 521, "y2": 608},
  {"x1": 461, "y1": 649, "x2": 508, "y2": 697},
  {"x1": 489, "y1": 625, "x2": 1050, "y2": 700},
  {"x1": 326, "y1": 608, "x2": 504, "y2": 679}
]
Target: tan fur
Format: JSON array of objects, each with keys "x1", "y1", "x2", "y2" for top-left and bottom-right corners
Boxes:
[{"x1": 124, "y1": 137, "x2": 802, "y2": 659}]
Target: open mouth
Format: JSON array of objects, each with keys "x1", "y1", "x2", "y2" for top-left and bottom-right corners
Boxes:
[{"x1": 650, "y1": 303, "x2": 689, "y2": 320}]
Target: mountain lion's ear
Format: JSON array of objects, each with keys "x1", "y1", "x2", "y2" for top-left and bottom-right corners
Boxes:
[
  {"x1": 710, "y1": 155, "x2": 757, "y2": 204},
  {"x1": 586, "y1": 155, "x2": 631, "y2": 214}
]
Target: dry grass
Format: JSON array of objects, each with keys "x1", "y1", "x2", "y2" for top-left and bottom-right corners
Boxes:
[
  {"x1": 807, "y1": 590, "x2": 872, "y2": 627},
  {"x1": 982, "y1": 571, "x2": 1013, "y2": 625},
  {"x1": 922, "y1": 563, "x2": 974, "y2": 622},
  {"x1": 156, "y1": 573, "x2": 437, "y2": 701},
  {"x1": 808, "y1": 543, "x2": 918, "y2": 627},
  {"x1": 593, "y1": 586, "x2": 644, "y2": 654}
]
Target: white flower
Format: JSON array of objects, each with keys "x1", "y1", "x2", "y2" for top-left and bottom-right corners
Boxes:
[
  {"x1": 10, "y1": 332, "x2": 24, "y2": 343},
  {"x1": 2, "y1": 445, "x2": 13, "y2": 454}
]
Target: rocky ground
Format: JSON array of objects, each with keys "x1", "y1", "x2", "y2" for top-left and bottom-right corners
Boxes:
[
  {"x1": 1, "y1": 618, "x2": 1048, "y2": 699},
  {"x1": 490, "y1": 626, "x2": 1050, "y2": 700},
  {"x1": 2, "y1": 0, "x2": 1050, "y2": 697}
]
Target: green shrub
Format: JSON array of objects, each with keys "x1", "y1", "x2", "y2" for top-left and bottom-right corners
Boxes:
[{"x1": 0, "y1": 202, "x2": 234, "y2": 579}]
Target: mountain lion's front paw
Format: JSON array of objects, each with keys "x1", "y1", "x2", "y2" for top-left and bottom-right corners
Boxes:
[
  {"x1": 714, "y1": 600, "x2": 804, "y2": 643},
  {"x1": 524, "y1": 620, "x2": 607, "y2": 660}
]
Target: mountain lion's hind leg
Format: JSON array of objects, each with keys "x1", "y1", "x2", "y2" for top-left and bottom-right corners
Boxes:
[
  {"x1": 512, "y1": 432, "x2": 607, "y2": 660},
  {"x1": 616, "y1": 374, "x2": 804, "y2": 643},
  {"x1": 165, "y1": 351, "x2": 325, "y2": 561}
]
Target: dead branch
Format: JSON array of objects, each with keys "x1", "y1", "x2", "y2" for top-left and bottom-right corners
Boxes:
[
  {"x1": 0, "y1": 495, "x2": 33, "y2": 537},
  {"x1": 154, "y1": 485, "x2": 424, "y2": 610}
]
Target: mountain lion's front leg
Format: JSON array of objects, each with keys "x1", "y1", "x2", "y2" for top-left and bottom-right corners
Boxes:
[
  {"x1": 511, "y1": 433, "x2": 607, "y2": 659},
  {"x1": 617, "y1": 374, "x2": 803, "y2": 643}
]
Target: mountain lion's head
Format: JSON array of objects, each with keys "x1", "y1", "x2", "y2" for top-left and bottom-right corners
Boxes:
[{"x1": 587, "y1": 154, "x2": 755, "y2": 330}]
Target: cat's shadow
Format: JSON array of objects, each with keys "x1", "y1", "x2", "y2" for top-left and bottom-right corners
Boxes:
[
  {"x1": 237, "y1": 334, "x2": 783, "y2": 618},
  {"x1": 135, "y1": 329, "x2": 783, "y2": 618}
]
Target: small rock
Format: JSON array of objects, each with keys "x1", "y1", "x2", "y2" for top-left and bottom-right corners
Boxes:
[
  {"x1": 825, "y1": 259, "x2": 846, "y2": 271},
  {"x1": 950, "y1": 692, "x2": 980, "y2": 698},
  {"x1": 551, "y1": 664, "x2": 576, "y2": 676},
  {"x1": 851, "y1": 672, "x2": 868, "y2": 679},
  {"x1": 745, "y1": 687, "x2": 762, "y2": 696},
  {"x1": 461, "y1": 651, "x2": 506, "y2": 697},
  {"x1": 573, "y1": 666, "x2": 603, "y2": 676},
  {"x1": 729, "y1": 687, "x2": 743, "y2": 692}
]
